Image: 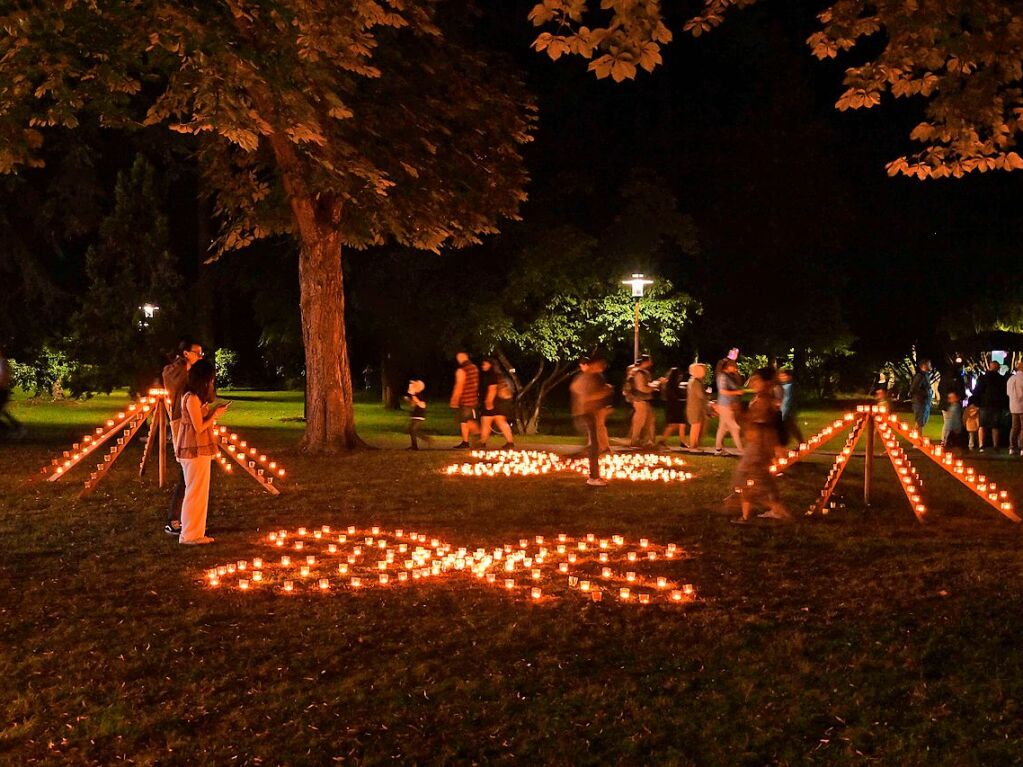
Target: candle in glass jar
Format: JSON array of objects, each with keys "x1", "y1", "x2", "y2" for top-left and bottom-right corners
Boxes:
[
  {"x1": 626, "y1": 572, "x2": 636, "y2": 582},
  {"x1": 306, "y1": 555, "x2": 316, "y2": 565},
  {"x1": 281, "y1": 556, "x2": 291, "y2": 567},
  {"x1": 601, "y1": 567, "x2": 612, "y2": 578},
  {"x1": 656, "y1": 577, "x2": 667, "y2": 589},
  {"x1": 531, "y1": 569, "x2": 541, "y2": 580},
  {"x1": 253, "y1": 557, "x2": 263, "y2": 569},
  {"x1": 300, "y1": 566, "x2": 310, "y2": 577},
  {"x1": 351, "y1": 577, "x2": 362, "y2": 588},
  {"x1": 531, "y1": 587, "x2": 542, "y2": 599},
  {"x1": 379, "y1": 573, "x2": 389, "y2": 585},
  {"x1": 505, "y1": 579, "x2": 515, "y2": 589},
  {"x1": 638, "y1": 593, "x2": 650, "y2": 604},
  {"x1": 580, "y1": 580, "x2": 591, "y2": 592},
  {"x1": 318, "y1": 578, "x2": 329, "y2": 590},
  {"x1": 619, "y1": 587, "x2": 631, "y2": 600},
  {"x1": 283, "y1": 580, "x2": 294, "y2": 592},
  {"x1": 252, "y1": 571, "x2": 263, "y2": 582}
]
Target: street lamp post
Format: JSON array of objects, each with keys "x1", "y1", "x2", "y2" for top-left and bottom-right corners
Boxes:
[{"x1": 621, "y1": 273, "x2": 654, "y2": 362}]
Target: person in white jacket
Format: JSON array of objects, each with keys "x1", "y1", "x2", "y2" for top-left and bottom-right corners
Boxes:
[{"x1": 1007, "y1": 361, "x2": 1023, "y2": 456}]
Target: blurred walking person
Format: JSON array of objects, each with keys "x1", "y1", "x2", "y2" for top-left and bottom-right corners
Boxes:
[
  {"x1": 731, "y1": 368, "x2": 791, "y2": 524},
  {"x1": 479, "y1": 358, "x2": 516, "y2": 450},
  {"x1": 406, "y1": 379, "x2": 429, "y2": 450},
  {"x1": 657, "y1": 367, "x2": 686, "y2": 448},
  {"x1": 714, "y1": 358, "x2": 744, "y2": 455},
  {"x1": 571, "y1": 355, "x2": 609, "y2": 486},
  {"x1": 449, "y1": 352, "x2": 480, "y2": 449},
  {"x1": 163, "y1": 338, "x2": 203, "y2": 536},
  {"x1": 777, "y1": 368, "x2": 803, "y2": 445},
  {"x1": 910, "y1": 359, "x2": 933, "y2": 430},
  {"x1": 1008, "y1": 361, "x2": 1023, "y2": 456},
  {"x1": 625, "y1": 355, "x2": 657, "y2": 447},
  {"x1": 176, "y1": 359, "x2": 229, "y2": 545},
  {"x1": 686, "y1": 363, "x2": 708, "y2": 451}
]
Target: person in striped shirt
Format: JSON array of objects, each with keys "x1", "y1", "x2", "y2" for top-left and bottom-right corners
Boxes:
[{"x1": 449, "y1": 352, "x2": 481, "y2": 449}]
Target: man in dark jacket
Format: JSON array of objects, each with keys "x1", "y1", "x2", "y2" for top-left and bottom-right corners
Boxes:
[
  {"x1": 972, "y1": 360, "x2": 1008, "y2": 452},
  {"x1": 163, "y1": 338, "x2": 204, "y2": 534}
]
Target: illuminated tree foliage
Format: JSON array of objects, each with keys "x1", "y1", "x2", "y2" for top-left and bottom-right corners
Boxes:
[
  {"x1": 530, "y1": 0, "x2": 1023, "y2": 178},
  {"x1": 0, "y1": 1, "x2": 534, "y2": 451}
]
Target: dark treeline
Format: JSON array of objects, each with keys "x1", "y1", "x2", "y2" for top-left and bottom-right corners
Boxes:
[{"x1": 3, "y1": 1, "x2": 1023, "y2": 412}]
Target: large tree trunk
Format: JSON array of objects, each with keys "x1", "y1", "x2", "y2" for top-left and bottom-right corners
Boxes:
[{"x1": 296, "y1": 226, "x2": 359, "y2": 452}]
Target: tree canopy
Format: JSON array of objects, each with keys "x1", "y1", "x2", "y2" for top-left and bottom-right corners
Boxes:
[
  {"x1": 530, "y1": 0, "x2": 1023, "y2": 178},
  {"x1": 0, "y1": 0, "x2": 535, "y2": 450}
]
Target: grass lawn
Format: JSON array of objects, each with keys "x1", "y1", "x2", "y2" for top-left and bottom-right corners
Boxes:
[{"x1": 3, "y1": 390, "x2": 1023, "y2": 764}]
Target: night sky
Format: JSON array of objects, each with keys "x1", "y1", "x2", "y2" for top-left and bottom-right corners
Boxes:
[{"x1": 472, "y1": 0, "x2": 1023, "y2": 362}]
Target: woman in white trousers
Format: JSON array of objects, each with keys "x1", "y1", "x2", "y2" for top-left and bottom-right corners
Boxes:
[{"x1": 175, "y1": 358, "x2": 228, "y2": 545}]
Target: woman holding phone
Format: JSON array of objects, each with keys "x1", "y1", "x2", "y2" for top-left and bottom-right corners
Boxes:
[{"x1": 175, "y1": 359, "x2": 229, "y2": 544}]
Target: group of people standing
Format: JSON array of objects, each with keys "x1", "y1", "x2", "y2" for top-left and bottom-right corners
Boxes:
[
  {"x1": 162, "y1": 339, "x2": 228, "y2": 545},
  {"x1": 912, "y1": 357, "x2": 1023, "y2": 456}
]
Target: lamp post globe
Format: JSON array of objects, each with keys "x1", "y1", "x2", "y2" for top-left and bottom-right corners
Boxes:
[{"x1": 621, "y1": 274, "x2": 654, "y2": 362}]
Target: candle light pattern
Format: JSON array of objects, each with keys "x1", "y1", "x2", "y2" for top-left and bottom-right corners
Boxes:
[
  {"x1": 203, "y1": 526, "x2": 699, "y2": 605},
  {"x1": 879, "y1": 410, "x2": 1020, "y2": 524},
  {"x1": 443, "y1": 450, "x2": 694, "y2": 483},
  {"x1": 806, "y1": 411, "x2": 870, "y2": 517}
]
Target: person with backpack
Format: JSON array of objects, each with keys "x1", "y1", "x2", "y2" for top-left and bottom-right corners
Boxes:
[
  {"x1": 478, "y1": 358, "x2": 516, "y2": 450},
  {"x1": 625, "y1": 355, "x2": 657, "y2": 447}
]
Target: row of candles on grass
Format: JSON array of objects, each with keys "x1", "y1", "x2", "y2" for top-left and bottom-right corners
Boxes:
[
  {"x1": 879, "y1": 411, "x2": 1018, "y2": 522},
  {"x1": 214, "y1": 426, "x2": 286, "y2": 483},
  {"x1": 770, "y1": 411, "x2": 860, "y2": 476},
  {"x1": 806, "y1": 411, "x2": 870, "y2": 517},
  {"x1": 874, "y1": 416, "x2": 928, "y2": 521},
  {"x1": 203, "y1": 526, "x2": 698, "y2": 605},
  {"x1": 47, "y1": 394, "x2": 161, "y2": 478},
  {"x1": 444, "y1": 449, "x2": 694, "y2": 483}
]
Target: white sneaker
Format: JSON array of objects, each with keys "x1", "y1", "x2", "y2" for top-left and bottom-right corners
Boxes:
[{"x1": 586, "y1": 478, "x2": 608, "y2": 487}]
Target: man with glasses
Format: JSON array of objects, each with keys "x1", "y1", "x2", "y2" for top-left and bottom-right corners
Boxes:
[{"x1": 163, "y1": 338, "x2": 204, "y2": 535}]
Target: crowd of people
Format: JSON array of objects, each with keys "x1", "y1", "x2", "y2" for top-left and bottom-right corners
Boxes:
[{"x1": 910, "y1": 357, "x2": 1023, "y2": 456}]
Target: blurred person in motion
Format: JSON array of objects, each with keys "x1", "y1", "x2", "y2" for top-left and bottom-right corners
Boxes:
[
  {"x1": 449, "y1": 351, "x2": 480, "y2": 449},
  {"x1": 685, "y1": 363, "x2": 708, "y2": 451},
  {"x1": 478, "y1": 358, "x2": 516, "y2": 450},
  {"x1": 625, "y1": 355, "x2": 657, "y2": 447},
  {"x1": 714, "y1": 358, "x2": 744, "y2": 456},
  {"x1": 571, "y1": 355, "x2": 611, "y2": 486},
  {"x1": 730, "y1": 368, "x2": 791, "y2": 525},
  {"x1": 657, "y1": 367, "x2": 686, "y2": 449},
  {"x1": 909, "y1": 359, "x2": 933, "y2": 430},
  {"x1": 405, "y1": 379, "x2": 429, "y2": 450}
]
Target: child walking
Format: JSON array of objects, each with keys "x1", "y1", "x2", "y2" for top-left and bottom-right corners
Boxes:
[{"x1": 406, "y1": 380, "x2": 429, "y2": 450}]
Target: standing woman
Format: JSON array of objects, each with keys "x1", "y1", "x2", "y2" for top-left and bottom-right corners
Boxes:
[
  {"x1": 479, "y1": 358, "x2": 516, "y2": 450},
  {"x1": 176, "y1": 359, "x2": 229, "y2": 545},
  {"x1": 686, "y1": 363, "x2": 708, "y2": 451}
]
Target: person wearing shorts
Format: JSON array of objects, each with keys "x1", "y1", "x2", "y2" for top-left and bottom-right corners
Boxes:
[
  {"x1": 973, "y1": 360, "x2": 1007, "y2": 452},
  {"x1": 449, "y1": 352, "x2": 480, "y2": 449}
]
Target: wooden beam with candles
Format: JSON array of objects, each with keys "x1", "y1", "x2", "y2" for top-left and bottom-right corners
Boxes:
[
  {"x1": 879, "y1": 410, "x2": 1020, "y2": 524},
  {"x1": 806, "y1": 411, "x2": 870, "y2": 517}
]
